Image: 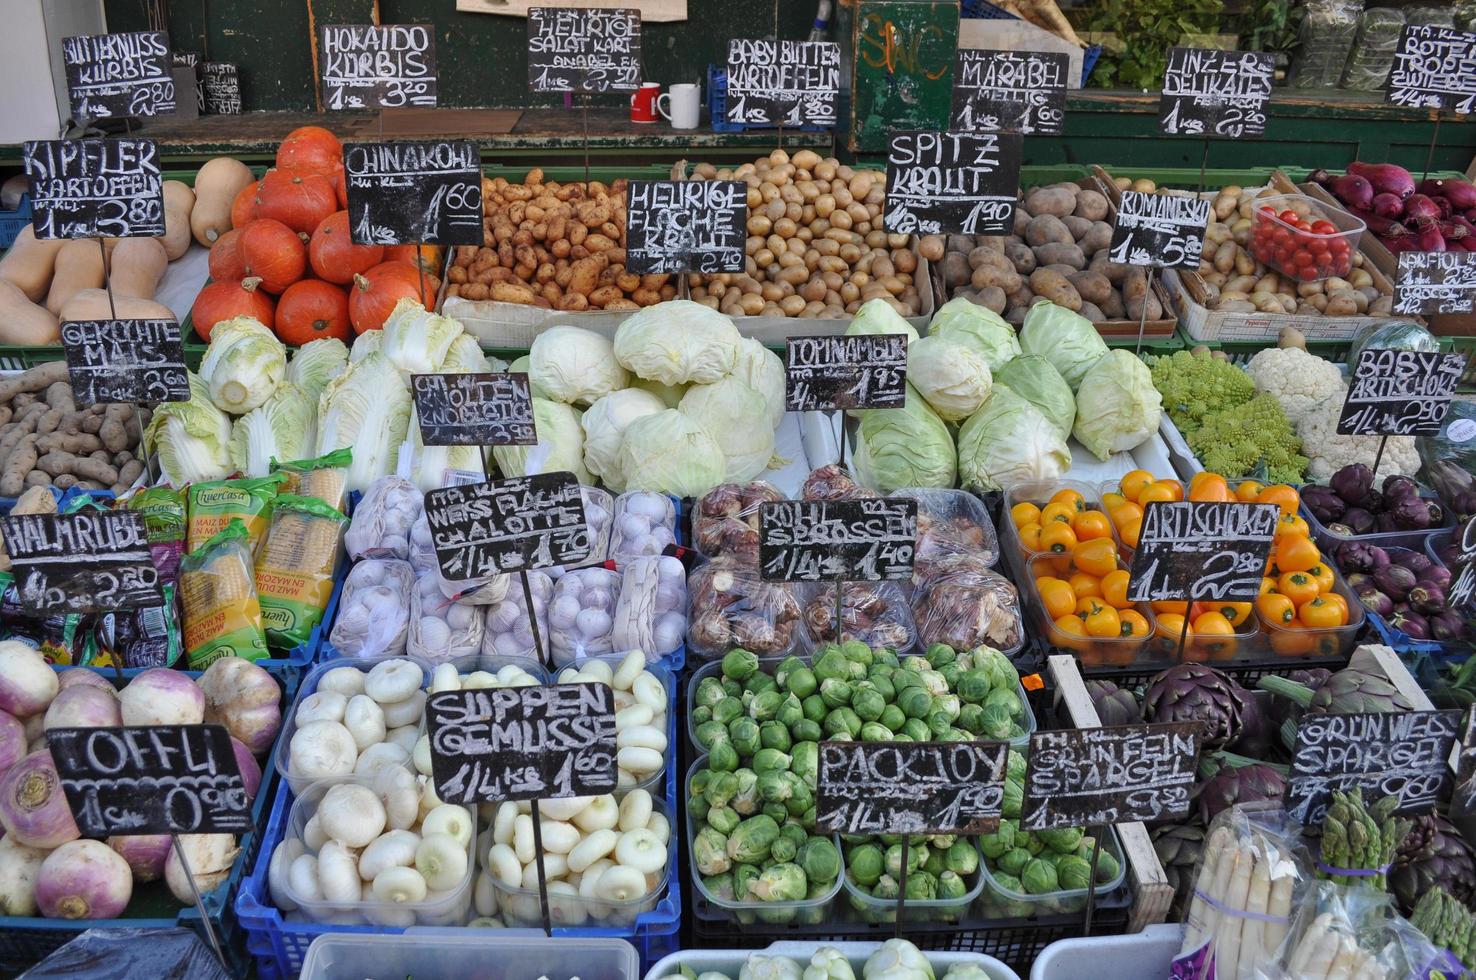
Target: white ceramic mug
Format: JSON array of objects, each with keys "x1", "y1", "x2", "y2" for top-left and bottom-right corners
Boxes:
[{"x1": 658, "y1": 83, "x2": 700, "y2": 130}]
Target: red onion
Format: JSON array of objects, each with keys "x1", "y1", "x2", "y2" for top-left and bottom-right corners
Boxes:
[
  {"x1": 1453, "y1": 215, "x2": 1476, "y2": 238},
  {"x1": 1420, "y1": 178, "x2": 1476, "y2": 211},
  {"x1": 1348, "y1": 207, "x2": 1409, "y2": 238},
  {"x1": 0, "y1": 642, "x2": 58, "y2": 719},
  {"x1": 1382, "y1": 233, "x2": 1419, "y2": 252},
  {"x1": 118, "y1": 669, "x2": 204, "y2": 727},
  {"x1": 0, "y1": 710, "x2": 25, "y2": 777},
  {"x1": 36, "y1": 840, "x2": 132, "y2": 919},
  {"x1": 1404, "y1": 194, "x2": 1443, "y2": 225},
  {"x1": 0, "y1": 751, "x2": 79, "y2": 849},
  {"x1": 1416, "y1": 219, "x2": 1448, "y2": 252},
  {"x1": 56, "y1": 670, "x2": 117, "y2": 697},
  {"x1": 1371, "y1": 193, "x2": 1405, "y2": 219},
  {"x1": 1328, "y1": 173, "x2": 1375, "y2": 210},
  {"x1": 231, "y1": 737, "x2": 262, "y2": 802},
  {"x1": 108, "y1": 834, "x2": 172, "y2": 882},
  {"x1": 1442, "y1": 220, "x2": 1471, "y2": 241},
  {"x1": 42, "y1": 686, "x2": 122, "y2": 732},
  {"x1": 1349, "y1": 161, "x2": 1416, "y2": 199}
]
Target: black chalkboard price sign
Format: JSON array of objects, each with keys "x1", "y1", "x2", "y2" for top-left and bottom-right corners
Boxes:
[
  {"x1": 425, "y1": 683, "x2": 618, "y2": 804},
  {"x1": 61, "y1": 319, "x2": 189, "y2": 407},
  {"x1": 785, "y1": 334, "x2": 908, "y2": 411},
  {"x1": 724, "y1": 39, "x2": 841, "y2": 127},
  {"x1": 1394, "y1": 251, "x2": 1476, "y2": 315},
  {"x1": 759, "y1": 498, "x2": 917, "y2": 582},
  {"x1": 343, "y1": 140, "x2": 482, "y2": 246},
  {"x1": 1286, "y1": 710, "x2": 1462, "y2": 825},
  {"x1": 527, "y1": 7, "x2": 642, "y2": 93},
  {"x1": 424, "y1": 472, "x2": 590, "y2": 582},
  {"x1": 411, "y1": 373, "x2": 536, "y2": 447},
  {"x1": 816, "y1": 740, "x2": 1008, "y2": 836},
  {"x1": 62, "y1": 31, "x2": 175, "y2": 119},
  {"x1": 625, "y1": 180, "x2": 746, "y2": 275},
  {"x1": 1127, "y1": 501, "x2": 1279, "y2": 604},
  {"x1": 951, "y1": 49, "x2": 1069, "y2": 136},
  {"x1": 0, "y1": 511, "x2": 160, "y2": 615},
  {"x1": 320, "y1": 24, "x2": 437, "y2": 110},
  {"x1": 883, "y1": 131, "x2": 1022, "y2": 236},
  {"x1": 23, "y1": 139, "x2": 165, "y2": 240},
  {"x1": 1337, "y1": 348, "x2": 1466, "y2": 436},
  {"x1": 1158, "y1": 47, "x2": 1274, "y2": 139},
  {"x1": 1386, "y1": 25, "x2": 1476, "y2": 114},
  {"x1": 202, "y1": 63, "x2": 242, "y2": 115},
  {"x1": 1021, "y1": 723, "x2": 1201, "y2": 830},
  {"x1": 48, "y1": 725, "x2": 252, "y2": 837},
  {"x1": 1108, "y1": 191, "x2": 1212, "y2": 270},
  {"x1": 1447, "y1": 520, "x2": 1476, "y2": 615}
]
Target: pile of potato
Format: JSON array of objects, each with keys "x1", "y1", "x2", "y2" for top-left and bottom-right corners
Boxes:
[
  {"x1": 445, "y1": 170, "x2": 677, "y2": 311},
  {"x1": 932, "y1": 182, "x2": 1164, "y2": 325},
  {"x1": 0, "y1": 362, "x2": 145, "y2": 497},
  {"x1": 686, "y1": 150, "x2": 922, "y2": 319},
  {"x1": 1182, "y1": 180, "x2": 1394, "y2": 317}
]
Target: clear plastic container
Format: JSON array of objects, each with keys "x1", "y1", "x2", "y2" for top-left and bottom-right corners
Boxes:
[
  {"x1": 550, "y1": 650, "x2": 675, "y2": 796},
  {"x1": 796, "y1": 580, "x2": 917, "y2": 656},
  {"x1": 686, "y1": 557, "x2": 808, "y2": 662},
  {"x1": 1248, "y1": 194, "x2": 1363, "y2": 282},
  {"x1": 301, "y1": 933, "x2": 640, "y2": 980},
  {"x1": 840, "y1": 838, "x2": 986, "y2": 924},
  {"x1": 278, "y1": 775, "x2": 477, "y2": 927},
  {"x1": 609, "y1": 491, "x2": 679, "y2": 561},
  {"x1": 1003, "y1": 480, "x2": 1114, "y2": 560},
  {"x1": 979, "y1": 826, "x2": 1127, "y2": 919},
  {"x1": 1254, "y1": 557, "x2": 1367, "y2": 658},
  {"x1": 1019, "y1": 551, "x2": 1158, "y2": 668},
  {"x1": 482, "y1": 798, "x2": 674, "y2": 929},
  {"x1": 684, "y1": 756, "x2": 845, "y2": 927},
  {"x1": 1300, "y1": 484, "x2": 1456, "y2": 554},
  {"x1": 649, "y1": 941, "x2": 1020, "y2": 980},
  {"x1": 894, "y1": 487, "x2": 1001, "y2": 569}
]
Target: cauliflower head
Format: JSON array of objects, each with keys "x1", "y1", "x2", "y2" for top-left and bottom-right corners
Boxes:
[{"x1": 1246, "y1": 347, "x2": 1344, "y2": 423}]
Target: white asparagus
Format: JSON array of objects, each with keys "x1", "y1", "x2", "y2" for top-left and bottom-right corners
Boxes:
[
  {"x1": 1181, "y1": 826, "x2": 1235, "y2": 958},
  {"x1": 1326, "y1": 932, "x2": 1359, "y2": 980},
  {"x1": 1303, "y1": 925, "x2": 1343, "y2": 980},
  {"x1": 1262, "y1": 858, "x2": 1297, "y2": 956},
  {"x1": 1241, "y1": 849, "x2": 1272, "y2": 973},
  {"x1": 1290, "y1": 914, "x2": 1331, "y2": 975},
  {"x1": 1213, "y1": 843, "x2": 1255, "y2": 980}
]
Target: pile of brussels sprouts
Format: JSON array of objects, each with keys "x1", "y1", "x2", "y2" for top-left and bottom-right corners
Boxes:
[{"x1": 978, "y1": 818, "x2": 1122, "y2": 917}]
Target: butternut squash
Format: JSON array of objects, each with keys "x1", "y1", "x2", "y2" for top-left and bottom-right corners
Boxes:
[
  {"x1": 0, "y1": 226, "x2": 65, "y2": 302},
  {"x1": 191, "y1": 157, "x2": 256, "y2": 246},
  {"x1": 0, "y1": 280, "x2": 60, "y2": 344},
  {"x1": 59, "y1": 289, "x2": 173, "y2": 323},
  {"x1": 110, "y1": 238, "x2": 168, "y2": 300},
  {"x1": 45, "y1": 239, "x2": 105, "y2": 316},
  {"x1": 157, "y1": 180, "x2": 195, "y2": 260}
]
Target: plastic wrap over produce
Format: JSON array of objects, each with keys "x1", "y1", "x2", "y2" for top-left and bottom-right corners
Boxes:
[
  {"x1": 409, "y1": 572, "x2": 484, "y2": 663},
  {"x1": 911, "y1": 554, "x2": 1023, "y2": 653},
  {"x1": 693, "y1": 480, "x2": 785, "y2": 561},
  {"x1": 609, "y1": 491, "x2": 678, "y2": 560},
  {"x1": 612, "y1": 556, "x2": 687, "y2": 658},
  {"x1": 345, "y1": 475, "x2": 422, "y2": 561},
  {"x1": 549, "y1": 566, "x2": 621, "y2": 665},
  {"x1": 20, "y1": 927, "x2": 231, "y2": 980},
  {"x1": 329, "y1": 558, "x2": 414, "y2": 659},
  {"x1": 408, "y1": 510, "x2": 511, "y2": 605},
  {"x1": 481, "y1": 570, "x2": 552, "y2": 660},
  {"x1": 801, "y1": 580, "x2": 917, "y2": 653},
  {"x1": 547, "y1": 485, "x2": 614, "y2": 580},
  {"x1": 687, "y1": 557, "x2": 805, "y2": 661}
]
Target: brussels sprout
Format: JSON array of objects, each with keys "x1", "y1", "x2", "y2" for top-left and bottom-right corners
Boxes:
[
  {"x1": 696, "y1": 719, "x2": 730, "y2": 751},
  {"x1": 902, "y1": 718, "x2": 931, "y2": 742},
  {"x1": 851, "y1": 686, "x2": 887, "y2": 722},
  {"x1": 774, "y1": 655, "x2": 804, "y2": 686},
  {"x1": 1007, "y1": 750, "x2": 1027, "y2": 781},
  {"x1": 746, "y1": 671, "x2": 779, "y2": 694},
  {"x1": 705, "y1": 770, "x2": 740, "y2": 808},
  {"x1": 780, "y1": 819, "x2": 808, "y2": 846},
  {"x1": 708, "y1": 805, "x2": 741, "y2": 835},
  {"x1": 798, "y1": 835, "x2": 841, "y2": 883},
  {"x1": 824, "y1": 707, "x2": 863, "y2": 739},
  {"x1": 975, "y1": 647, "x2": 1020, "y2": 692},
  {"x1": 918, "y1": 669, "x2": 949, "y2": 696},
  {"x1": 1056, "y1": 855, "x2": 1092, "y2": 891},
  {"x1": 926, "y1": 642, "x2": 956, "y2": 667},
  {"x1": 957, "y1": 704, "x2": 986, "y2": 735},
  {"x1": 981, "y1": 703, "x2": 1014, "y2": 740},
  {"x1": 722, "y1": 648, "x2": 760, "y2": 681},
  {"x1": 713, "y1": 696, "x2": 744, "y2": 726},
  {"x1": 757, "y1": 770, "x2": 793, "y2": 804},
  {"x1": 689, "y1": 793, "x2": 711, "y2": 822},
  {"x1": 709, "y1": 740, "x2": 740, "y2": 773},
  {"x1": 753, "y1": 747, "x2": 792, "y2": 773},
  {"x1": 1040, "y1": 827, "x2": 1083, "y2": 854},
  {"x1": 930, "y1": 834, "x2": 957, "y2": 849},
  {"x1": 727, "y1": 813, "x2": 781, "y2": 863},
  {"x1": 695, "y1": 826, "x2": 731, "y2": 875},
  {"x1": 985, "y1": 686, "x2": 1024, "y2": 721},
  {"x1": 732, "y1": 769, "x2": 760, "y2": 815},
  {"x1": 819, "y1": 678, "x2": 853, "y2": 710},
  {"x1": 891, "y1": 669, "x2": 921, "y2": 693},
  {"x1": 733, "y1": 862, "x2": 759, "y2": 901},
  {"x1": 848, "y1": 842, "x2": 885, "y2": 886},
  {"x1": 1087, "y1": 844, "x2": 1120, "y2": 884},
  {"x1": 878, "y1": 704, "x2": 907, "y2": 733},
  {"x1": 841, "y1": 639, "x2": 871, "y2": 663},
  {"x1": 992, "y1": 872, "x2": 1031, "y2": 912},
  {"x1": 790, "y1": 741, "x2": 818, "y2": 784},
  {"x1": 884, "y1": 842, "x2": 925, "y2": 879},
  {"x1": 750, "y1": 862, "x2": 809, "y2": 902},
  {"x1": 760, "y1": 720, "x2": 792, "y2": 752},
  {"x1": 775, "y1": 695, "x2": 805, "y2": 729},
  {"x1": 729, "y1": 716, "x2": 762, "y2": 757},
  {"x1": 779, "y1": 665, "x2": 816, "y2": 699},
  {"x1": 873, "y1": 648, "x2": 900, "y2": 669},
  {"x1": 1022, "y1": 857, "x2": 1059, "y2": 895},
  {"x1": 1036, "y1": 849, "x2": 1061, "y2": 868},
  {"x1": 805, "y1": 947, "x2": 856, "y2": 980},
  {"x1": 1008, "y1": 723, "x2": 1024, "y2": 739},
  {"x1": 997, "y1": 847, "x2": 1032, "y2": 876},
  {"x1": 918, "y1": 845, "x2": 944, "y2": 877},
  {"x1": 812, "y1": 649, "x2": 851, "y2": 682},
  {"x1": 938, "y1": 869, "x2": 969, "y2": 901},
  {"x1": 721, "y1": 678, "x2": 742, "y2": 699},
  {"x1": 749, "y1": 690, "x2": 786, "y2": 722},
  {"x1": 771, "y1": 834, "x2": 798, "y2": 864},
  {"x1": 902, "y1": 655, "x2": 929, "y2": 673},
  {"x1": 859, "y1": 722, "x2": 893, "y2": 742},
  {"x1": 867, "y1": 671, "x2": 896, "y2": 703},
  {"x1": 938, "y1": 662, "x2": 961, "y2": 689},
  {"x1": 791, "y1": 718, "x2": 823, "y2": 743},
  {"x1": 946, "y1": 840, "x2": 980, "y2": 875},
  {"x1": 763, "y1": 801, "x2": 789, "y2": 824},
  {"x1": 702, "y1": 871, "x2": 734, "y2": 901},
  {"x1": 696, "y1": 675, "x2": 728, "y2": 708},
  {"x1": 926, "y1": 710, "x2": 954, "y2": 738},
  {"x1": 899, "y1": 686, "x2": 933, "y2": 720},
  {"x1": 872, "y1": 873, "x2": 900, "y2": 899},
  {"x1": 957, "y1": 669, "x2": 993, "y2": 704},
  {"x1": 801, "y1": 695, "x2": 828, "y2": 724},
  {"x1": 1022, "y1": 830, "x2": 1043, "y2": 855},
  {"x1": 905, "y1": 870, "x2": 938, "y2": 900},
  {"x1": 692, "y1": 704, "x2": 713, "y2": 727}
]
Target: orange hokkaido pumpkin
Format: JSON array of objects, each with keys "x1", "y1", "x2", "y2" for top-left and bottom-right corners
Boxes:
[
  {"x1": 238, "y1": 218, "x2": 307, "y2": 294},
  {"x1": 367, "y1": 258, "x2": 440, "y2": 301},
  {"x1": 231, "y1": 180, "x2": 260, "y2": 229},
  {"x1": 275, "y1": 279, "x2": 351, "y2": 344},
  {"x1": 385, "y1": 244, "x2": 445, "y2": 278},
  {"x1": 309, "y1": 211, "x2": 384, "y2": 284},
  {"x1": 330, "y1": 163, "x2": 349, "y2": 210},
  {"x1": 208, "y1": 228, "x2": 247, "y2": 282},
  {"x1": 254, "y1": 168, "x2": 338, "y2": 239},
  {"x1": 191, "y1": 277, "x2": 275, "y2": 340},
  {"x1": 349, "y1": 262, "x2": 429, "y2": 334},
  {"x1": 276, "y1": 125, "x2": 342, "y2": 176}
]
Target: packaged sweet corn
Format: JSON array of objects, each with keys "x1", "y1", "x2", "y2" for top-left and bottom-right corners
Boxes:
[
  {"x1": 186, "y1": 474, "x2": 284, "y2": 556},
  {"x1": 271, "y1": 448, "x2": 352, "y2": 513},
  {"x1": 255, "y1": 494, "x2": 347, "y2": 649},
  {"x1": 179, "y1": 519, "x2": 269, "y2": 666}
]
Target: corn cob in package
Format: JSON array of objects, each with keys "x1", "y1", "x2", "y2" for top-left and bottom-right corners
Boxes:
[
  {"x1": 271, "y1": 448, "x2": 351, "y2": 513},
  {"x1": 255, "y1": 494, "x2": 347, "y2": 649},
  {"x1": 186, "y1": 474, "x2": 283, "y2": 556},
  {"x1": 179, "y1": 519, "x2": 269, "y2": 666}
]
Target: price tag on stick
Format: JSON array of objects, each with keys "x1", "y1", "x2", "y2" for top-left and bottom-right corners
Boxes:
[
  {"x1": 1158, "y1": 47, "x2": 1273, "y2": 138},
  {"x1": 785, "y1": 335, "x2": 908, "y2": 412},
  {"x1": 320, "y1": 24, "x2": 437, "y2": 110},
  {"x1": 527, "y1": 7, "x2": 641, "y2": 93},
  {"x1": 1286, "y1": 710, "x2": 1462, "y2": 825},
  {"x1": 1394, "y1": 252, "x2": 1476, "y2": 315},
  {"x1": 202, "y1": 63, "x2": 242, "y2": 115},
  {"x1": 63, "y1": 31, "x2": 175, "y2": 119},
  {"x1": 625, "y1": 180, "x2": 746, "y2": 275},
  {"x1": 62, "y1": 319, "x2": 189, "y2": 406},
  {"x1": 0, "y1": 511, "x2": 160, "y2": 615},
  {"x1": 883, "y1": 131, "x2": 1022, "y2": 236},
  {"x1": 23, "y1": 139, "x2": 165, "y2": 240},
  {"x1": 1386, "y1": 25, "x2": 1476, "y2": 114},
  {"x1": 423, "y1": 472, "x2": 590, "y2": 582},
  {"x1": 412, "y1": 373, "x2": 536, "y2": 447},
  {"x1": 1337, "y1": 349, "x2": 1466, "y2": 436},
  {"x1": 724, "y1": 39, "x2": 840, "y2": 127},
  {"x1": 951, "y1": 49, "x2": 1069, "y2": 136},
  {"x1": 816, "y1": 740, "x2": 1008, "y2": 836},
  {"x1": 343, "y1": 140, "x2": 482, "y2": 246},
  {"x1": 1452, "y1": 711, "x2": 1476, "y2": 819},
  {"x1": 758, "y1": 499, "x2": 917, "y2": 583},
  {"x1": 1108, "y1": 191, "x2": 1211, "y2": 270}
]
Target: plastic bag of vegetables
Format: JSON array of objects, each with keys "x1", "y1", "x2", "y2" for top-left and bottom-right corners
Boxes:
[
  {"x1": 178, "y1": 520, "x2": 270, "y2": 667},
  {"x1": 345, "y1": 476, "x2": 421, "y2": 561},
  {"x1": 481, "y1": 570, "x2": 552, "y2": 660},
  {"x1": 1257, "y1": 881, "x2": 1410, "y2": 980},
  {"x1": 329, "y1": 558, "x2": 414, "y2": 660},
  {"x1": 255, "y1": 494, "x2": 348, "y2": 649},
  {"x1": 609, "y1": 492, "x2": 677, "y2": 560},
  {"x1": 611, "y1": 556, "x2": 687, "y2": 659},
  {"x1": 548, "y1": 566, "x2": 621, "y2": 666},
  {"x1": 408, "y1": 573, "x2": 484, "y2": 664}
]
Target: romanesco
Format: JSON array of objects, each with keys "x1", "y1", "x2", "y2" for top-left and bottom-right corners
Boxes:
[
  {"x1": 1187, "y1": 394, "x2": 1308, "y2": 484},
  {"x1": 1148, "y1": 351, "x2": 1256, "y2": 436}
]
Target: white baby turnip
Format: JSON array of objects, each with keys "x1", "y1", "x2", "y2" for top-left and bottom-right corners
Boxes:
[
  {"x1": 288, "y1": 720, "x2": 357, "y2": 781},
  {"x1": 0, "y1": 641, "x2": 57, "y2": 718},
  {"x1": 318, "y1": 783, "x2": 386, "y2": 848},
  {"x1": 119, "y1": 669, "x2": 204, "y2": 726},
  {"x1": 36, "y1": 840, "x2": 132, "y2": 918}
]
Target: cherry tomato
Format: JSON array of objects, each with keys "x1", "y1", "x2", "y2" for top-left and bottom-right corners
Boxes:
[
  {"x1": 1311, "y1": 220, "x2": 1336, "y2": 235},
  {"x1": 1279, "y1": 209, "x2": 1300, "y2": 224},
  {"x1": 1258, "y1": 206, "x2": 1277, "y2": 219}
]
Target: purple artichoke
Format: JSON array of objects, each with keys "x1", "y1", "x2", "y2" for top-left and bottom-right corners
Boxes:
[
  {"x1": 1391, "y1": 814, "x2": 1476, "y2": 916},
  {"x1": 1259, "y1": 667, "x2": 1417, "y2": 716},
  {"x1": 1194, "y1": 761, "x2": 1287, "y2": 825},
  {"x1": 1143, "y1": 664, "x2": 1248, "y2": 750},
  {"x1": 1085, "y1": 679, "x2": 1142, "y2": 726},
  {"x1": 1330, "y1": 464, "x2": 1374, "y2": 506},
  {"x1": 1301, "y1": 485, "x2": 1346, "y2": 525},
  {"x1": 1151, "y1": 824, "x2": 1205, "y2": 920},
  {"x1": 1231, "y1": 691, "x2": 1275, "y2": 757}
]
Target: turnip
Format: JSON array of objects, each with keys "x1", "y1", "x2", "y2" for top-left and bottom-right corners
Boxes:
[
  {"x1": 108, "y1": 835, "x2": 171, "y2": 883},
  {"x1": 36, "y1": 840, "x2": 132, "y2": 919},
  {"x1": 421, "y1": 804, "x2": 473, "y2": 848},
  {"x1": 199, "y1": 657, "x2": 282, "y2": 755},
  {"x1": 42, "y1": 686, "x2": 122, "y2": 731},
  {"x1": 316, "y1": 666, "x2": 366, "y2": 699},
  {"x1": 118, "y1": 668, "x2": 204, "y2": 726},
  {"x1": 295, "y1": 690, "x2": 348, "y2": 726},
  {"x1": 0, "y1": 709, "x2": 26, "y2": 777},
  {"x1": 0, "y1": 642, "x2": 58, "y2": 718},
  {"x1": 0, "y1": 750, "x2": 79, "y2": 849},
  {"x1": 371, "y1": 865, "x2": 427, "y2": 904},
  {"x1": 364, "y1": 659, "x2": 420, "y2": 704},
  {"x1": 0, "y1": 834, "x2": 48, "y2": 915},
  {"x1": 165, "y1": 834, "x2": 239, "y2": 904},
  {"x1": 358, "y1": 829, "x2": 419, "y2": 881},
  {"x1": 317, "y1": 840, "x2": 361, "y2": 902},
  {"x1": 288, "y1": 720, "x2": 357, "y2": 782},
  {"x1": 268, "y1": 839, "x2": 303, "y2": 912},
  {"x1": 232, "y1": 737, "x2": 262, "y2": 802},
  {"x1": 56, "y1": 670, "x2": 116, "y2": 697},
  {"x1": 415, "y1": 833, "x2": 468, "y2": 891}
]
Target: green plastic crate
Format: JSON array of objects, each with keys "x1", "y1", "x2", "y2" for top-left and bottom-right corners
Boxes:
[{"x1": 1174, "y1": 328, "x2": 1355, "y2": 365}]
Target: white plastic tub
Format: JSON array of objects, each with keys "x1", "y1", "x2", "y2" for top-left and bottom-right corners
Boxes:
[
  {"x1": 646, "y1": 941, "x2": 1020, "y2": 980},
  {"x1": 1029, "y1": 923, "x2": 1184, "y2": 980},
  {"x1": 301, "y1": 931, "x2": 640, "y2": 980}
]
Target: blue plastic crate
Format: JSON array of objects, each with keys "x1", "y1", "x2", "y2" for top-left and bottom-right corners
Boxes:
[
  {"x1": 237, "y1": 652, "x2": 682, "y2": 979},
  {"x1": 0, "y1": 194, "x2": 32, "y2": 250},
  {"x1": 959, "y1": 2, "x2": 1101, "y2": 87},
  {"x1": 0, "y1": 664, "x2": 298, "y2": 976},
  {"x1": 706, "y1": 65, "x2": 828, "y2": 134}
]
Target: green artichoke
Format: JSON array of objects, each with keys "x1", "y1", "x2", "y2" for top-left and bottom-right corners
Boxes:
[
  {"x1": 1143, "y1": 663, "x2": 1248, "y2": 749},
  {"x1": 1258, "y1": 667, "x2": 1416, "y2": 716},
  {"x1": 1085, "y1": 678, "x2": 1141, "y2": 726},
  {"x1": 1151, "y1": 823, "x2": 1204, "y2": 919}
]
